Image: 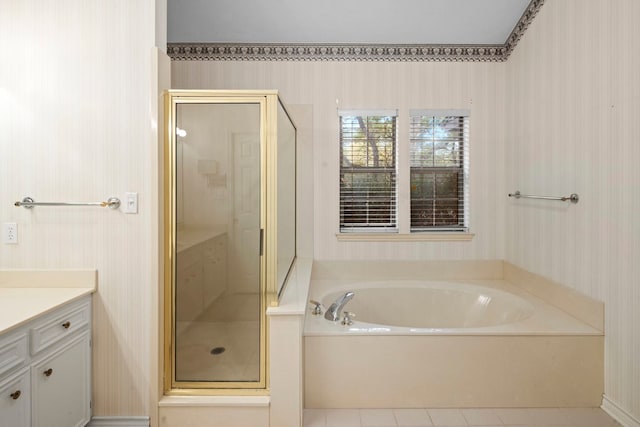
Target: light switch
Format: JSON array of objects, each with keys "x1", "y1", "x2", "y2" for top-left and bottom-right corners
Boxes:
[{"x1": 124, "y1": 192, "x2": 138, "y2": 214}]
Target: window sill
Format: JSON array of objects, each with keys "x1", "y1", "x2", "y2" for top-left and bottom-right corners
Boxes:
[{"x1": 335, "y1": 232, "x2": 475, "y2": 242}]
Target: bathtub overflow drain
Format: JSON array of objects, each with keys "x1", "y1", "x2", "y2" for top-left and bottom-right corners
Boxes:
[{"x1": 210, "y1": 347, "x2": 226, "y2": 355}]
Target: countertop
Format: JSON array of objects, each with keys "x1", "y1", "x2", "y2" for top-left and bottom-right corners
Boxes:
[
  {"x1": 0, "y1": 269, "x2": 97, "y2": 335},
  {"x1": 176, "y1": 226, "x2": 227, "y2": 253}
]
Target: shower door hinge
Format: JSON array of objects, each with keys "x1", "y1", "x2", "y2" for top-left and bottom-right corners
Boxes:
[{"x1": 259, "y1": 229, "x2": 264, "y2": 256}]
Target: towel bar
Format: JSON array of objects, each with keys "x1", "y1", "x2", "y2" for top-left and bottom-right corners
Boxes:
[{"x1": 14, "y1": 196, "x2": 121, "y2": 209}]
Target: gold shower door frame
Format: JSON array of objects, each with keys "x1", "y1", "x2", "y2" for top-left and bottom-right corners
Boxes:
[{"x1": 163, "y1": 90, "x2": 282, "y2": 394}]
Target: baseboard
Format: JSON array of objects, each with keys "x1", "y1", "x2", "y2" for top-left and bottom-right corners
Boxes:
[
  {"x1": 88, "y1": 416, "x2": 150, "y2": 427},
  {"x1": 602, "y1": 395, "x2": 640, "y2": 427}
]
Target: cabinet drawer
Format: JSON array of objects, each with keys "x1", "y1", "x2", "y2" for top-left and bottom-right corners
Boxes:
[
  {"x1": 0, "y1": 333, "x2": 28, "y2": 378},
  {"x1": 30, "y1": 300, "x2": 90, "y2": 355}
]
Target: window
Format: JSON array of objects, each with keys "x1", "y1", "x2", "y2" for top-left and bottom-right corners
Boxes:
[
  {"x1": 338, "y1": 109, "x2": 469, "y2": 236},
  {"x1": 339, "y1": 111, "x2": 398, "y2": 232},
  {"x1": 409, "y1": 110, "x2": 469, "y2": 232}
]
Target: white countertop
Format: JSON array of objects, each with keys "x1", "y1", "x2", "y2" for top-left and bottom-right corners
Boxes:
[
  {"x1": 176, "y1": 226, "x2": 227, "y2": 253},
  {"x1": 0, "y1": 270, "x2": 97, "y2": 335}
]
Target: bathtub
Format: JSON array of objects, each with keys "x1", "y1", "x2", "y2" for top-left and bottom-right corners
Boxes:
[
  {"x1": 304, "y1": 278, "x2": 603, "y2": 408},
  {"x1": 317, "y1": 281, "x2": 535, "y2": 331}
]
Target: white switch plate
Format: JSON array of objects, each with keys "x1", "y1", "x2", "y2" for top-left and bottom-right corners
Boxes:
[
  {"x1": 124, "y1": 192, "x2": 138, "y2": 214},
  {"x1": 3, "y1": 223, "x2": 18, "y2": 244}
]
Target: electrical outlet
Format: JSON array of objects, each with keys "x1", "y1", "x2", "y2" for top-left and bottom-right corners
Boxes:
[{"x1": 3, "y1": 223, "x2": 18, "y2": 244}]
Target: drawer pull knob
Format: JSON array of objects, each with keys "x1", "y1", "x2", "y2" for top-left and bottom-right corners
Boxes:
[
  {"x1": 62, "y1": 321, "x2": 71, "y2": 329},
  {"x1": 43, "y1": 368, "x2": 53, "y2": 377},
  {"x1": 10, "y1": 390, "x2": 21, "y2": 400}
]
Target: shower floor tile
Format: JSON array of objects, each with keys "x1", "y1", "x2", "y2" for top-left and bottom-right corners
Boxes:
[
  {"x1": 175, "y1": 292, "x2": 261, "y2": 382},
  {"x1": 304, "y1": 408, "x2": 621, "y2": 427},
  {"x1": 175, "y1": 319, "x2": 259, "y2": 381}
]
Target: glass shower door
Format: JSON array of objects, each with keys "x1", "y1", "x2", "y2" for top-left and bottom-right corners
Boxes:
[
  {"x1": 172, "y1": 101, "x2": 263, "y2": 387},
  {"x1": 165, "y1": 90, "x2": 296, "y2": 394}
]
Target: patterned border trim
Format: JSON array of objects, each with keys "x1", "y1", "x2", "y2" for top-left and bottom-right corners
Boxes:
[
  {"x1": 503, "y1": 0, "x2": 545, "y2": 59},
  {"x1": 168, "y1": 43, "x2": 507, "y2": 62},
  {"x1": 168, "y1": 0, "x2": 544, "y2": 63}
]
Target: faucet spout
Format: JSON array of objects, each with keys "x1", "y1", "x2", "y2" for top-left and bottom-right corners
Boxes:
[{"x1": 324, "y1": 291, "x2": 355, "y2": 322}]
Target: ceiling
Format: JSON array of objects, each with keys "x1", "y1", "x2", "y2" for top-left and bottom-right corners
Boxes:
[{"x1": 168, "y1": 0, "x2": 532, "y2": 45}]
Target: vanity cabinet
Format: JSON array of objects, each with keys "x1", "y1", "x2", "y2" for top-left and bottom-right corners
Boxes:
[
  {"x1": 176, "y1": 233, "x2": 227, "y2": 321},
  {"x1": 0, "y1": 296, "x2": 91, "y2": 427},
  {"x1": 202, "y1": 235, "x2": 227, "y2": 308}
]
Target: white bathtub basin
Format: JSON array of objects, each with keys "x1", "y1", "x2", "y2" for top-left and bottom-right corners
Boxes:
[{"x1": 321, "y1": 281, "x2": 535, "y2": 329}]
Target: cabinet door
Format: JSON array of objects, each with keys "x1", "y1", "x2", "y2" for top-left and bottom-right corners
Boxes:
[
  {"x1": 0, "y1": 368, "x2": 30, "y2": 427},
  {"x1": 176, "y1": 247, "x2": 205, "y2": 321},
  {"x1": 203, "y1": 237, "x2": 227, "y2": 307},
  {"x1": 32, "y1": 332, "x2": 90, "y2": 427}
]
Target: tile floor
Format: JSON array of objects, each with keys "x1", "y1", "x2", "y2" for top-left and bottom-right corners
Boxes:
[{"x1": 304, "y1": 408, "x2": 621, "y2": 427}]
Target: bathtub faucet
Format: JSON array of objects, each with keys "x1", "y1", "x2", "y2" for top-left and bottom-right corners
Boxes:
[{"x1": 324, "y1": 291, "x2": 354, "y2": 322}]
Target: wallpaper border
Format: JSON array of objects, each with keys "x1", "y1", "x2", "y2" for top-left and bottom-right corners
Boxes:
[{"x1": 167, "y1": 0, "x2": 544, "y2": 62}]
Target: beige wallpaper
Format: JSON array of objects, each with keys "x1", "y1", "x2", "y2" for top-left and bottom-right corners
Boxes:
[
  {"x1": 172, "y1": 60, "x2": 507, "y2": 261},
  {"x1": 2, "y1": 0, "x2": 638, "y2": 424},
  {"x1": 0, "y1": 0, "x2": 162, "y2": 419},
  {"x1": 506, "y1": 0, "x2": 640, "y2": 422},
  {"x1": 172, "y1": 0, "x2": 640, "y2": 422}
]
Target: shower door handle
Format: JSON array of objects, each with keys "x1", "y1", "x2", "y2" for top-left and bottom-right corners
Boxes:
[{"x1": 259, "y1": 228, "x2": 264, "y2": 256}]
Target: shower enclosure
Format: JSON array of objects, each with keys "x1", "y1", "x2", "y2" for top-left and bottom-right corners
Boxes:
[{"x1": 163, "y1": 90, "x2": 296, "y2": 392}]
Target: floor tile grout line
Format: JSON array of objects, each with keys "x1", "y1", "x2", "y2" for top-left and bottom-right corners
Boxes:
[
  {"x1": 424, "y1": 408, "x2": 435, "y2": 426},
  {"x1": 304, "y1": 407, "x2": 620, "y2": 427},
  {"x1": 461, "y1": 408, "x2": 504, "y2": 426}
]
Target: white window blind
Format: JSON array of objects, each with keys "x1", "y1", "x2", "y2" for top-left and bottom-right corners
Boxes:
[
  {"x1": 409, "y1": 111, "x2": 469, "y2": 232},
  {"x1": 339, "y1": 111, "x2": 398, "y2": 232}
]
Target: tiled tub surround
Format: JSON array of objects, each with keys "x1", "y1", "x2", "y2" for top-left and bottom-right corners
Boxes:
[{"x1": 304, "y1": 261, "x2": 603, "y2": 409}]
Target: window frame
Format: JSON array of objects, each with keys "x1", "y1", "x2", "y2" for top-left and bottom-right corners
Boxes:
[
  {"x1": 338, "y1": 110, "x2": 399, "y2": 233},
  {"x1": 409, "y1": 110, "x2": 470, "y2": 233},
  {"x1": 337, "y1": 109, "x2": 472, "y2": 240}
]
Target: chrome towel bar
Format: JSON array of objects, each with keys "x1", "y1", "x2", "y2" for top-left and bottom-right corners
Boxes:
[
  {"x1": 14, "y1": 196, "x2": 121, "y2": 209},
  {"x1": 508, "y1": 191, "x2": 579, "y2": 204}
]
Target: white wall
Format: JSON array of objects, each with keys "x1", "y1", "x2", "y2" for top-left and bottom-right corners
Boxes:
[
  {"x1": 172, "y1": 60, "x2": 507, "y2": 261},
  {"x1": 0, "y1": 0, "x2": 164, "y2": 421},
  {"x1": 506, "y1": 0, "x2": 640, "y2": 422}
]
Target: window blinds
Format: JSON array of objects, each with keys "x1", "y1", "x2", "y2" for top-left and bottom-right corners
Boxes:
[
  {"x1": 409, "y1": 112, "x2": 469, "y2": 231},
  {"x1": 339, "y1": 112, "x2": 398, "y2": 231}
]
